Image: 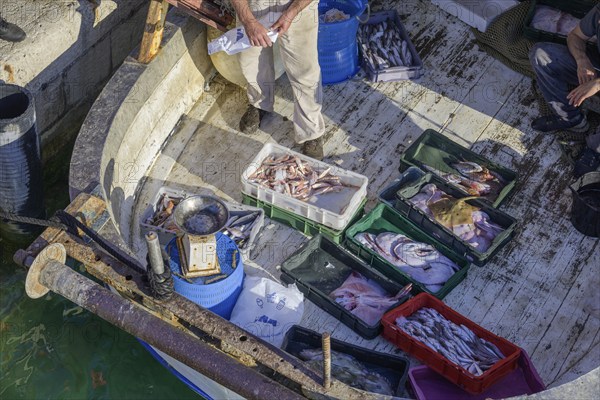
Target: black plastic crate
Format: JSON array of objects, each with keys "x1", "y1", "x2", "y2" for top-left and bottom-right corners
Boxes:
[
  {"x1": 281, "y1": 234, "x2": 409, "y2": 339},
  {"x1": 281, "y1": 325, "x2": 410, "y2": 397},
  {"x1": 380, "y1": 172, "x2": 517, "y2": 266},
  {"x1": 399, "y1": 129, "x2": 518, "y2": 208},
  {"x1": 524, "y1": 0, "x2": 597, "y2": 45}
]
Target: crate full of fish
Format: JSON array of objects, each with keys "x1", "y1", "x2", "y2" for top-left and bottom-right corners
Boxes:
[
  {"x1": 358, "y1": 10, "x2": 424, "y2": 82},
  {"x1": 345, "y1": 203, "x2": 470, "y2": 299},
  {"x1": 140, "y1": 186, "x2": 187, "y2": 245},
  {"x1": 399, "y1": 129, "x2": 518, "y2": 207},
  {"x1": 242, "y1": 194, "x2": 365, "y2": 244},
  {"x1": 524, "y1": 0, "x2": 596, "y2": 45},
  {"x1": 140, "y1": 186, "x2": 265, "y2": 256},
  {"x1": 381, "y1": 171, "x2": 517, "y2": 266},
  {"x1": 241, "y1": 143, "x2": 368, "y2": 231},
  {"x1": 381, "y1": 293, "x2": 522, "y2": 394},
  {"x1": 280, "y1": 234, "x2": 412, "y2": 339},
  {"x1": 281, "y1": 325, "x2": 410, "y2": 397}
]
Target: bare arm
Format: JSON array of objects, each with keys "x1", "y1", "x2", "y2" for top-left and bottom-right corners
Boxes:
[
  {"x1": 568, "y1": 25, "x2": 596, "y2": 84},
  {"x1": 272, "y1": 0, "x2": 315, "y2": 35},
  {"x1": 230, "y1": 0, "x2": 272, "y2": 47}
]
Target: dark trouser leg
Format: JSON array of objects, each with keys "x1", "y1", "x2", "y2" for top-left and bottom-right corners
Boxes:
[{"x1": 529, "y1": 43, "x2": 594, "y2": 122}]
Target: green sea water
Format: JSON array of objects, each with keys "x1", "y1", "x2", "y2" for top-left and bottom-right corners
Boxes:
[{"x1": 0, "y1": 159, "x2": 198, "y2": 400}]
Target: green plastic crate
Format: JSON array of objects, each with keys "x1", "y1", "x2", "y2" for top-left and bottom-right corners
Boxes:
[
  {"x1": 242, "y1": 194, "x2": 366, "y2": 244},
  {"x1": 524, "y1": 0, "x2": 597, "y2": 45},
  {"x1": 391, "y1": 173, "x2": 517, "y2": 266},
  {"x1": 399, "y1": 129, "x2": 518, "y2": 208},
  {"x1": 345, "y1": 203, "x2": 471, "y2": 299}
]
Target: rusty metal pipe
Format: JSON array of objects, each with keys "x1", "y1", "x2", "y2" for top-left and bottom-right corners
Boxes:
[{"x1": 34, "y1": 259, "x2": 304, "y2": 400}]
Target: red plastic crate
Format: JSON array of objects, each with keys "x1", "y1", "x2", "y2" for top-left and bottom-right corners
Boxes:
[{"x1": 381, "y1": 293, "x2": 521, "y2": 394}]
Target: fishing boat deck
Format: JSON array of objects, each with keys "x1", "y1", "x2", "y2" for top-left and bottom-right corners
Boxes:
[{"x1": 127, "y1": 0, "x2": 599, "y2": 390}]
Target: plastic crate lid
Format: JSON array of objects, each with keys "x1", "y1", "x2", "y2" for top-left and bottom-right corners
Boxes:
[
  {"x1": 409, "y1": 349, "x2": 545, "y2": 400},
  {"x1": 399, "y1": 129, "x2": 518, "y2": 208}
]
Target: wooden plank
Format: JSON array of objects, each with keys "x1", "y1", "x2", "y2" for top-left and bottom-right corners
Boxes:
[
  {"x1": 168, "y1": 0, "x2": 233, "y2": 31},
  {"x1": 138, "y1": 0, "x2": 170, "y2": 64}
]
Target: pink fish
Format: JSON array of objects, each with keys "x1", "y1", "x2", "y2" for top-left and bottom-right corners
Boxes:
[{"x1": 330, "y1": 272, "x2": 410, "y2": 326}]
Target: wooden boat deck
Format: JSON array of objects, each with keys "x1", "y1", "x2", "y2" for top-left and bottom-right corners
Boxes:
[{"x1": 129, "y1": 0, "x2": 599, "y2": 390}]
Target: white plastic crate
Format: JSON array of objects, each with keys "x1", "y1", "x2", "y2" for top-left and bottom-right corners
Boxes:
[
  {"x1": 140, "y1": 186, "x2": 265, "y2": 256},
  {"x1": 241, "y1": 143, "x2": 368, "y2": 231},
  {"x1": 431, "y1": 0, "x2": 520, "y2": 32}
]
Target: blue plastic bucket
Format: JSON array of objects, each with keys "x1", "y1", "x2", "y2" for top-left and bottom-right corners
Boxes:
[
  {"x1": 167, "y1": 233, "x2": 244, "y2": 319},
  {"x1": 318, "y1": 0, "x2": 367, "y2": 85}
]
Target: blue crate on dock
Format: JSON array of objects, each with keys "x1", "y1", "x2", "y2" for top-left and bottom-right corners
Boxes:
[{"x1": 318, "y1": 0, "x2": 367, "y2": 84}]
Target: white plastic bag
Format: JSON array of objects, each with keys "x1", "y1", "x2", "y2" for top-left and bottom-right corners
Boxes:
[
  {"x1": 208, "y1": 13, "x2": 281, "y2": 56},
  {"x1": 229, "y1": 276, "x2": 304, "y2": 347}
]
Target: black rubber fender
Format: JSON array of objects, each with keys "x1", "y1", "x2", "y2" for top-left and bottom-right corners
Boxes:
[{"x1": 0, "y1": 83, "x2": 45, "y2": 237}]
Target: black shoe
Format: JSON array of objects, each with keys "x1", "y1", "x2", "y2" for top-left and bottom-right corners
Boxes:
[
  {"x1": 239, "y1": 105, "x2": 267, "y2": 135},
  {"x1": 531, "y1": 114, "x2": 589, "y2": 133},
  {"x1": 574, "y1": 147, "x2": 600, "y2": 178},
  {"x1": 0, "y1": 18, "x2": 26, "y2": 43},
  {"x1": 301, "y1": 137, "x2": 324, "y2": 160}
]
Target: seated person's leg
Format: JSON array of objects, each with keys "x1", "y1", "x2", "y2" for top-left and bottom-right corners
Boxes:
[{"x1": 529, "y1": 42, "x2": 589, "y2": 133}]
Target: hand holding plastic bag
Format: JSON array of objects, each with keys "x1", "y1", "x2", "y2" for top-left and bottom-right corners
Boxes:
[{"x1": 208, "y1": 12, "x2": 282, "y2": 56}]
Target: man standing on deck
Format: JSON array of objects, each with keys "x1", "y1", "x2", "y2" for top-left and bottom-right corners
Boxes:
[
  {"x1": 232, "y1": 0, "x2": 326, "y2": 160},
  {"x1": 529, "y1": 4, "x2": 600, "y2": 177}
]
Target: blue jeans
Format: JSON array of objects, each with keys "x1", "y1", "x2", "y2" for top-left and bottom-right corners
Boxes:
[{"x1": 529, "y1": 42, "x2": 600, "y2": 123}]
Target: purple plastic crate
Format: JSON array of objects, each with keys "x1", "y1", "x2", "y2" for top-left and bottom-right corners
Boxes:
[{"x1": 408, "y1": 350, "x2": 545, "y2": 400}]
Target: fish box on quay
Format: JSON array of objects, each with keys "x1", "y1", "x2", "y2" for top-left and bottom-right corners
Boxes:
[{"x1": 8, "y1": 0, "x2": 599, "y2": 399}]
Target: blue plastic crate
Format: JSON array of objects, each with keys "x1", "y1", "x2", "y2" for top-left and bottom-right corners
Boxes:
[{"x1": 318, "y1": 0, "x2": 366, "y2": 84}]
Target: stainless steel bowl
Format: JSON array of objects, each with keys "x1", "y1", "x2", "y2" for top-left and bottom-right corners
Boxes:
[{"x1": 173, "y1": 195, "x2": 229, "y2": 236}]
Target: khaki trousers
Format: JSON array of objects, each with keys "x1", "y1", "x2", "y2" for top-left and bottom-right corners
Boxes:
[{"x1": 238, "y1": 0, "x2": 325, "y2": 144}]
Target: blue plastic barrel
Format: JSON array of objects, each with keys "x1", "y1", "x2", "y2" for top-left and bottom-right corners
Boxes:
[
  {"x1": 318, "y1": 0, "x2": 367, "y2": 85},
  {"x1": 167, "y1": 233, "x2": 244, "y2": 319}
]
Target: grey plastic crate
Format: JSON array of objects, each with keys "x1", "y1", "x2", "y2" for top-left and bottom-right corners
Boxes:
[
  {"x1": 359, "y1": 10, "x2": 424, "y2": 82},
  {"x1": 140, "y1": 186, "x2": 264, "y2": 256}
]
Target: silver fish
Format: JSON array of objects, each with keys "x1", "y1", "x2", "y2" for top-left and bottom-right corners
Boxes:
[
  {"x1": 396, "y1": 308, "x2": 505, "y2": 376},
  {"x1": 299, "y1": 349, "x2": 394, "y2": 396}
]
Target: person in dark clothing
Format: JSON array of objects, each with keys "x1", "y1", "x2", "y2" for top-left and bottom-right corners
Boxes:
[
  {"x1": 530, "y1": 5, "x2": 600, "y2": 177},
  {"x1": 0, "y1": 15, "x2": 26, "y2": 42}
]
